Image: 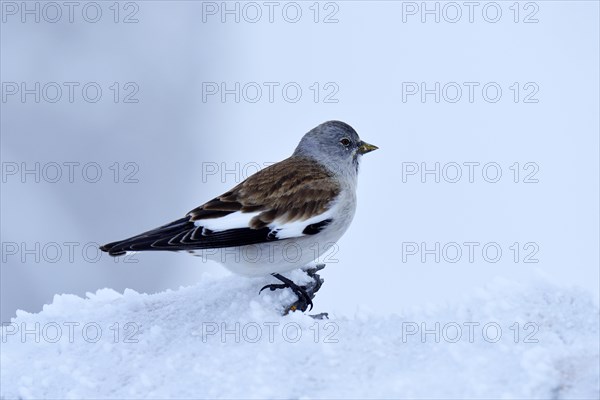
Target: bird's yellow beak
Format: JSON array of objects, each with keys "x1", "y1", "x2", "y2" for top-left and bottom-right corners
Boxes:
[{"x1": 358, "y1": 141, "x2": 379, "y2": 155}]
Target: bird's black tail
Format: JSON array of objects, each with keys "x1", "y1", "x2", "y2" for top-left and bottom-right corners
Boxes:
[{"x1": 99, "y1": 217, "x2": 195, "y2": 256}]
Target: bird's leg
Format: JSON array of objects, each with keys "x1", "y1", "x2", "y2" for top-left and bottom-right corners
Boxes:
[
  {"x1": 259, "y1": 273, "x2": 315, "y2": 312},
  {"x1": 259, "y1": 264, "x2": 326, "y2": 313}
]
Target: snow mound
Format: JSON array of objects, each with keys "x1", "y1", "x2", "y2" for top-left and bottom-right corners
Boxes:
[{"x1": 1, "y1": 272, "x2": 598, "y2": 399}]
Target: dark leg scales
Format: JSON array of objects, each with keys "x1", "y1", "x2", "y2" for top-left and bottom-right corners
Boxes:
[
  {"x1": 259, "y1": 264, "x2": 326, "y2": 313},
  {"x1": 260, "y1": 273, "x2": 314, "y2": 311}
]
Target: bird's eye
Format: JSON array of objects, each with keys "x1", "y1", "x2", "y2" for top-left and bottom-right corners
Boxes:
[{"x1": 340, "y1": 138, "x2": 351, "y2": 146}]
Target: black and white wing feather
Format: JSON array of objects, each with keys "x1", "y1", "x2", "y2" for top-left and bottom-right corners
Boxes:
[{"x1": 100, "y1": 157, "x2": 339, "y2": 256}]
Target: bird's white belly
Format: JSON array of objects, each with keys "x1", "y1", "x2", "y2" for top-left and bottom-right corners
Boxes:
[{"x1": 205, "y1": 189, "x2": 357, "y2": 276}]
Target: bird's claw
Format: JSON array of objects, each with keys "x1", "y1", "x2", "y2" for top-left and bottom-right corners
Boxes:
[
  {"x1": 259, "y1": 271, "x2": 323, "y2": 313},
  {"x1": 259, "y1": 283, "x2": 288, "y2": 293},
  {"x1": 287, "y1": 284, "x2": 314, "y2": 312}
]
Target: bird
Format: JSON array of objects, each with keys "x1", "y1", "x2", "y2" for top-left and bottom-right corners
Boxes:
[{"x1": 100, "y1": 120, "x2": 378, "y2": 309}]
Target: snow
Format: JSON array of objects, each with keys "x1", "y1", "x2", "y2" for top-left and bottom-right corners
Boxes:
[{"x1": 1, "y1": 271, "x2": 598, "y2": 399}]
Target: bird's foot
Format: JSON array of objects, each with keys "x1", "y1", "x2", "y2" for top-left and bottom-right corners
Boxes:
[
  {"x1": 259, "y1": 266, "x2": 325, "y2": 314},
  {"x1": 258, "y1": 283, "x2": 288, "y2": 292},
  {"x1": 260, "y1": 273, "x2": 314, "y2": 312}
]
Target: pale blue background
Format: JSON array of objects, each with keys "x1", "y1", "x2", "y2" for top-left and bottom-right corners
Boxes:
[{"x1": 1, "y1": 1, "x2": 598, "y2": 320}]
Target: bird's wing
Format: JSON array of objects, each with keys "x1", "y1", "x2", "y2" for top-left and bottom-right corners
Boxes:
[{"x1": 100, "y1": 157, "x2": 340, "y2": 256}]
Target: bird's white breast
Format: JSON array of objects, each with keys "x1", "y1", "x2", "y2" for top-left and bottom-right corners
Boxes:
[{"x1": 211, "y1": 179, "x2": 357, "y2": 276}]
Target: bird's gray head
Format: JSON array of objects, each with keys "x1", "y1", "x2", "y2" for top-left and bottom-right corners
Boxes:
[{"x1": 293, "y1": 121, "x2": 378, "y2": 177}]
